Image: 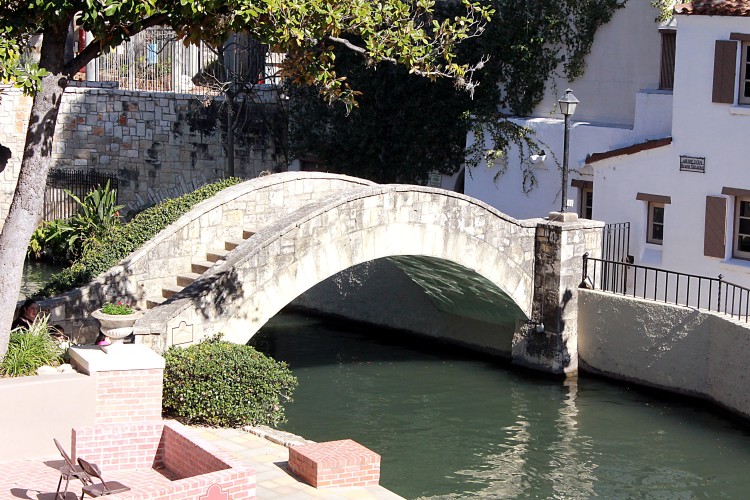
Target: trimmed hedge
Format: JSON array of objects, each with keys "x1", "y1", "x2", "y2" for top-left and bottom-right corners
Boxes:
[
  {"x1": 162, "y1": 335, "x2": 297, "y2": 427},
  {"x1": 38, "y1": 177, "x2": 241, "y2": 297}
]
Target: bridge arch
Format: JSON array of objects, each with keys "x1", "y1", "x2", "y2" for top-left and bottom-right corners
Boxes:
[{"x1": 137, "y1": 184, "x2": 539, "y2": 348}]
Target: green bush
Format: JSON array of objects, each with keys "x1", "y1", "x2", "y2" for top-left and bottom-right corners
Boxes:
[
  {"x1": 55, "y1": 180, "x2": 125, "y2": 260},
  {"x1": 38, "y1": 177, "x2": 241, "y2": 296},
  {"x1": 162, "y1": 335, "x2": 297, "y2": 427},
  {"x1": 1, "y1": 315, "x2": 64, "y2": 377},
  {"x1": 27, "y1": 219, "x2": 75, "y2": 261}
]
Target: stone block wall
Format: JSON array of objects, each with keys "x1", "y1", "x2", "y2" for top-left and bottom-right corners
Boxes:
[{"x1": 0, "y1": 82, "x2": 285, "y2": 227}]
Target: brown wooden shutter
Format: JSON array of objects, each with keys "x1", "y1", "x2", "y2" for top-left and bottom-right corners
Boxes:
[
  {"x1": 712, "y1": 40, "x2": 738, "y2": 103},
  {"x1": 659, "y1": 32, "x2": 676, "y2": 90},
  {"x1": 704, "y1": 196, "x2": 727, "y2": 258}
]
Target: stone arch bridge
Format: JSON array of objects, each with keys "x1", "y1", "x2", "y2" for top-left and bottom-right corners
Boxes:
[{"x1": 45, "y1": 172, "x2": 602, "y2": 375}]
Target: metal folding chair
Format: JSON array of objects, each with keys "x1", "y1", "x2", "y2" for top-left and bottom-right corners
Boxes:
[
  {"x1": 53, "y1": 438, "x2": 91, "y2": 500},
  {"x1": 76, "y1": 457, "x2": 131, "y2": 499}
]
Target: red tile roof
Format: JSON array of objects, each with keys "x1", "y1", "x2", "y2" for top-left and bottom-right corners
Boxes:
[
  {"x1": 675, "y1": 0, "x2": 750, "y2": 16},
  {"x1": 585, "y1": 138, "x2": 672, "y2": 165}
]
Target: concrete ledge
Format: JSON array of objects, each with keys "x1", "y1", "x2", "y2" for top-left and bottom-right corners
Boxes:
[
  {"x1": 69, "y1": 344, "x2": 165, "y2": 374},
  {"x1": 289, "y1": 439, "x2": 380, "y2": 488}
]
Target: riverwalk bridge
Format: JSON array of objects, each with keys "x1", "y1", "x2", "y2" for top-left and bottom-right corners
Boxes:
[{"x1": 43, "y1": 172, "x2": 603, "y2": 375}]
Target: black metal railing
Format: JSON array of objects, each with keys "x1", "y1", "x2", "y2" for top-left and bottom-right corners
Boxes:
[
  {"x1": 44, "y1": 169, "x2": 119, "y2": 221},
  {"x1": 582, "y1": 253, "x2": 750, "y2": 322}
]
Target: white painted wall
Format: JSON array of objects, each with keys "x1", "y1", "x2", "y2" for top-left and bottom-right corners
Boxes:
[
  {"x1": 529, "y1": 2, "x2": 662, "y2": 126},
  {"x1": 592, "y1": 13, "x2": 750, "y2": 289}
]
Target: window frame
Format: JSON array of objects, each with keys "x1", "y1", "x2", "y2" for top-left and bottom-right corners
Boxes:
[
  {"x1": 733, "y1": 196, "x2": 750, "y2": 259},
  {"x1": 739, "y1": 41, "x2": 750, "y2": 105},
  {"x1": 647, "y1": 201, "x2": 665, "y2": 245}
]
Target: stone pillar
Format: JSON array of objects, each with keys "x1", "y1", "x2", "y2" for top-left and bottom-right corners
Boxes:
[
  {"x1": 68, "y1": 344, "x2": 165, "y2": 424},
  {"x1": 512, "y1": 218, "x2": 603, "y2": 376}
]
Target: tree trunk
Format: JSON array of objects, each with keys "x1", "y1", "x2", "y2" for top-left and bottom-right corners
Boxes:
[{"x1": 0, "y1": 26, "x2": 68, "y2": 360}]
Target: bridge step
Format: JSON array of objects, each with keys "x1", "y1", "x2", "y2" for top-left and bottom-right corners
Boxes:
[
  {"x1": 162, "y1": 285, "x2": 184, "y2": 298},
  {"x1": 192, "y1": 260, "x2": 216, "y2": 274},
  {"x1": 176, "y1": 272, "x2": 202, "y2": 287},
  {"x1": 243, "y1": 229, "x2": 256, "y2": 239},
  {"x1": 206, "y1": 249, "x2": 229, "y2": 262},
  {"x1": 146, "y1": 296, "x2": 165, "y2": 309},
  {"x1": 225, "y1": 239, "x2": 245, "y2": 251}
]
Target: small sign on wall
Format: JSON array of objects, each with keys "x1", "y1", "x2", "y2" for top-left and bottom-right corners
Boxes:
[
  {"x1": 680, "y1": 155, "x2": 705, "y2": 173},
  {"x1": 428, "y1": 172, "x2": 442, "y2": 187}
]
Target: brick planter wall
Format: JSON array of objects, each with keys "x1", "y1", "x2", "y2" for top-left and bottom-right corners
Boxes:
[
  {"x1": 93, "y1": 368, "x2": 163, "y2": 424},
  {"x1": 72, "y1": 421, "x2": 164, "y2": 470},
  {"x1": 289, "y1": 439, "x2": 381, "y2": 488},
  {"x1": 72, "y1": 421, "x2": 255, "y2": 499}
]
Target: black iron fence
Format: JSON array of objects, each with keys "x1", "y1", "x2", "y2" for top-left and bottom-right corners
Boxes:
[
  {"x1": 44, "y1": 169, "x2": 119, "y2": 221},
  {"x1": 601, "y1": 222, "x2": 631, "y2": 294},
  {"x1": 582, "y1": 253, "x2": 750, "y2": 322}
]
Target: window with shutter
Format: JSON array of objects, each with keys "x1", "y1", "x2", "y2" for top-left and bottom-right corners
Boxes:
[{"x1": 704, "y1": 196, "x2": 727, "y2": 258}]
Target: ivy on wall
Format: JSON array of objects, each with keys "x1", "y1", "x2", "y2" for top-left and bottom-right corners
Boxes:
[{"x1": 289, "y1": 0, "x2": 628, "y2": 188}]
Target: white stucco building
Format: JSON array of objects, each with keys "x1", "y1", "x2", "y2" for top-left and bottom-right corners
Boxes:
[
  {"x1": 465, "y1": 0, "x2": 750, "y2": 291},
  {"x1": 591, "y1": 0, "x2": 750, "y2": 288},
  {"x1": 463, "y1": 1, "x2": 670, "y2": 220}
]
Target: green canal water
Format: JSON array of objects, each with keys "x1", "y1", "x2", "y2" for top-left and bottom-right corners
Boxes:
[{"x1": 251, "y1": 311, "x2": 750, "y2": 499}]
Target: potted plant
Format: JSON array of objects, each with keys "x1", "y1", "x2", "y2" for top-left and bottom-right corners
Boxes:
[{"x1": 91, "y1": 302, "x2": 143, "y2": 346}]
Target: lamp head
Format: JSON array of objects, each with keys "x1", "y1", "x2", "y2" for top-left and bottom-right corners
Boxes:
[{"x1": 558, "y1": 88, "x2": 579, "y2": 116}]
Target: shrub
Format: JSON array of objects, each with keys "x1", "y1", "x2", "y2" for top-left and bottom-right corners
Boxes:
[
  {"x1": 56, "y1": 180, "x2": 124, "y2": 260},
  {"x1": 27, "y1": 219, "x2": 74, "y2": 261},
  {"x1": 1, "y1": 315, "x2": 64, "y2": 377},
  {"x1": 162, "y1": 335, "x2": 297, "y2": 427},
  {"x1": 38, "y1": 177, "x2": 241, "y2": 296},
  {"x1": 100, "y1": 302, "x2": 135, "y2": 315}
]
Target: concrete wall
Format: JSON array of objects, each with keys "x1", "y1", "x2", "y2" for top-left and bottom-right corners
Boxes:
[
  {"x1": 291, "y1": 258, "x2": 517, "y2": 358},
  {"x1": 578, "y1": 289, "x2": 750, "y2": 419},
  {"x1": 0, "y1": 82, "x2": 285, "y2": 227},
  {"x1": 0, "y1": 372, "x2": 96, "y2": 460}
]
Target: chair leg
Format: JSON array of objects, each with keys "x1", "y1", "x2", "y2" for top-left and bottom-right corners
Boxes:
[
  {"x1": 56, "y1": 475, "x2": 63, "y2": 499},
  {"x1": 62, "y1": 474, "x2": 71, "y2": 499}
]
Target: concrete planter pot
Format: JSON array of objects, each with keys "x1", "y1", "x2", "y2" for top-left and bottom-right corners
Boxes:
[{"x1": 91, "y1": 309, "x2": 143, "y2": 341}]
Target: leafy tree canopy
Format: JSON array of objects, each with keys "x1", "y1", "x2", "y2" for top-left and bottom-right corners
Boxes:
[
  {"x1": 289, "y1": 0, "x2": 627, "y2": 187},
  {"x1": 0, "y1": 0, "x2": 492, "y2": 104}
]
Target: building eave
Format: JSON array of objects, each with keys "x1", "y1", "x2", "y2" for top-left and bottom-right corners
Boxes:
[{"x1": 585, "y1": 137, "x2": 672, "y2": 165}]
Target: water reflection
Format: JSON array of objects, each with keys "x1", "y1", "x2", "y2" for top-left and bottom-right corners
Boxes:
[
  {"x1": 19, "y1": 260, "x2": 65, "y2": 300},
  {"x1": 252, "y1": 311, "x2": 750, "y2": 499}
]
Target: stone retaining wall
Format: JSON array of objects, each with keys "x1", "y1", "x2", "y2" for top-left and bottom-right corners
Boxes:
[{"x1": 0, "y1": 82, "x2": 285, "y2": 227}]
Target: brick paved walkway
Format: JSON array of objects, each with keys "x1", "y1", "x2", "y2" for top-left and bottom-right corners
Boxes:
[{"x1": 0, "y1": 426, "x2": 403, "y2": 500}]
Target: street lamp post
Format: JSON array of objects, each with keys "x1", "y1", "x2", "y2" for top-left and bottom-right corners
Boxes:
[{"x1": 558, "y1": 88, "x2": 579, "y2": 213}]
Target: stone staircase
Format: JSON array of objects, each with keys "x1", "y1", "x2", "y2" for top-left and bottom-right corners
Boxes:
[{"x1": 145, "y1": 229, "x2": 256, "y2": 309}]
